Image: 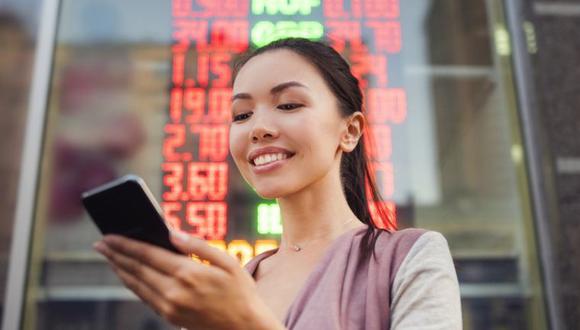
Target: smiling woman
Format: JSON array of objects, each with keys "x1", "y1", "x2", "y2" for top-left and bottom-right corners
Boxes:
[
  {"x1": 94, "y1": 37, "x2": 462, "y2": 330},
  {"x1": 227, "y1": 38, "x2": 462, "y2": 328}
]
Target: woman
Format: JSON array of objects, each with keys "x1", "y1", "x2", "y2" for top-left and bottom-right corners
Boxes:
[{"x1": 93, "y1": 38, "x2": 462, "y2": 329}]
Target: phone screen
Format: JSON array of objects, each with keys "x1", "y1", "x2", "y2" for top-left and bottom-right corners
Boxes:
[{"x1": 82, "y1": 175, "x2": 182, "y2": 254}]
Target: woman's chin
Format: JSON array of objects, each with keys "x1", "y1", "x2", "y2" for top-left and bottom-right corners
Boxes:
[
  {"x1": 253, "y1": 184, "x2": 294, "y2": 199},
  {"x1": 254, "y1": 188, "x2": 283, "y2": 199}
]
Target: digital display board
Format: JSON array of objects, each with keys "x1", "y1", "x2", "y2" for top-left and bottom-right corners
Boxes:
[{"x1": 164, "y1": 0, "x2": 405, "y2": 264}]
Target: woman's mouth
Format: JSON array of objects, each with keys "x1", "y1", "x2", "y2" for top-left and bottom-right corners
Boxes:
[{"x1": 250, "y1": 152, "x2": 295, "y2": 174}]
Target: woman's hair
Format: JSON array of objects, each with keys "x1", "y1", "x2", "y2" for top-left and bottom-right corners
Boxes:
[{"x1": 231, "y1": 37, "x2": 397, "y2": 262}]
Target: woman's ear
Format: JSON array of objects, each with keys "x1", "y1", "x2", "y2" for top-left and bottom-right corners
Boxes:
[{"x1": 340, "y1": 112, "x2": 365, "y2": 153}]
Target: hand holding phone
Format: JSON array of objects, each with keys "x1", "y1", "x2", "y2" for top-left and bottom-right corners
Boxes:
[{"x1": 81, "y1": 174, "x2": 183, "y2": 254}]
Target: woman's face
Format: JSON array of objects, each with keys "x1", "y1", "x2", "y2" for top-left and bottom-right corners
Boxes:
[{"x1": 229, "y1": 49, "x2": 351, "y2": 199}]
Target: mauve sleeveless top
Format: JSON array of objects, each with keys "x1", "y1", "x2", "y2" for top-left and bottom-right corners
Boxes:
[{"x1": 243, "y1": 226, "x2": 428, "y2": 330}]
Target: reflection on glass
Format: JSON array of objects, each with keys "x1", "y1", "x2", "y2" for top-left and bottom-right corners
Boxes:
[
  {"x1": 0, "y1": 6, "x2": 37, "y2": 324},
  {"x1": 21, "y1": 0, "x2": 547, "y2": 329}
]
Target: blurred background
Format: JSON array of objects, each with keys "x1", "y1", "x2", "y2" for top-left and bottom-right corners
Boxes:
[{"x1": 1, "y1": 0, "x2": 578, "y2": 329}]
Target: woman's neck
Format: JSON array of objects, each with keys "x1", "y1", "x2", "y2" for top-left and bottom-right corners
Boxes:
[{"x1": 276, "y1": 165, "x2": 365, "y2": 249}]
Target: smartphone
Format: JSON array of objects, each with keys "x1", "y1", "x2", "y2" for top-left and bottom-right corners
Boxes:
[{"x1": 81, "y1": 174, "x2": 182, "y2": 254}]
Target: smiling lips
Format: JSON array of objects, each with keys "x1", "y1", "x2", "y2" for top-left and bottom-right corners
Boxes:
[
  {"x1": 247, "y1": 146, "x2": 295, "y2": 173},
  {"x1": 253, "y1": 152, "x2": 290, "y2": 166}
]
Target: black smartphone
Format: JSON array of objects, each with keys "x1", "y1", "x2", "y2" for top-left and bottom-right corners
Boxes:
[{"x1": 81, "y1": 174, "x2": 182, "y2": 254}]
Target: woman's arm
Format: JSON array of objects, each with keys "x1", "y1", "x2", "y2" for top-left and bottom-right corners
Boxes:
[{"x1": 390, "y1": 231, "x2": 463, "y2": 329}]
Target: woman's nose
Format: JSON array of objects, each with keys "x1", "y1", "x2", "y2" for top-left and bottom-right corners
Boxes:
[{"x1": 250, "y1": 115, "x2": 278, "y2": 142}]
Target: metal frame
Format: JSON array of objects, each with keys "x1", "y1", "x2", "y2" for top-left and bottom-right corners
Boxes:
[
  {"x1": 504, "y1": 1, "x2": 563, "y2": 329},
  {"x1": 1, "y1": 0, "x2": 60, "y2": 329}
]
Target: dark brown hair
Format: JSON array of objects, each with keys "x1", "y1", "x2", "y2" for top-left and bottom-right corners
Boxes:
[{"x1": 231, "y1": 37, "x2": 397, "y2": 262}]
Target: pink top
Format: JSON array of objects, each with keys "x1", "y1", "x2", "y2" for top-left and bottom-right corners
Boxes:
[{"x1": 244, "y1": 226, "x2": 462, "y2": 329}]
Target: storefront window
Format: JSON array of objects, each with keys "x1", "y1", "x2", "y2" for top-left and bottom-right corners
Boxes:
[
  {"x1": 0, "y1": 0, "x2": 41, "y2": 324},
  {"x1": 19, "y1": 0, "x2": 547, "y2": 329}
]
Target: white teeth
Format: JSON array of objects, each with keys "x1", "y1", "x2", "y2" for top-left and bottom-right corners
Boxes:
[{"x1": 254, "y1": 153, "x2": 289, "y2": 166}]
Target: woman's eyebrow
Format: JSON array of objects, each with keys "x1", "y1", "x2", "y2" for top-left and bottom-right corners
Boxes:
[{"x1": 231, "y1": 81, "x2": 309, "y2": 102}]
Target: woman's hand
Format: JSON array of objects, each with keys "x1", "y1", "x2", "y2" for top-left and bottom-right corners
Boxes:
[{"x1": 93, "y1": 231, "x2": 284, "y2": 330}]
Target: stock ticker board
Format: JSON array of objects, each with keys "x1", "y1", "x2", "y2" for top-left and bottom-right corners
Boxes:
[{"x1": 163, "y1": 0, "x2": 405, "y2": 263}]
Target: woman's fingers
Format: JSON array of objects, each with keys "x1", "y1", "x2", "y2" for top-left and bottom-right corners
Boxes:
[
  {"x1": 95, "y1": 240, "x2": 199, "y2": 325},
  {"x1": 93, "y1": 234, "x2": 270, "y2": 329},
  {"x1": 95, "y1": 235, "x2": 226, "y2": 292},
  {"x1": 110, "y1": 263, "x2": 193, "y2": 327},
  {"x1": 100, "y1": 232, "x2": 241, "y2": 276},
  {"x1": 110, "y1": 263, "x2": 170, "y2": 313},
  {"x1": 94, "y1": 240, "x2": 171, "y2": 295},
  {"x1": 101, "y1": 234, "x2": 201, "y2": 276},
  {"x1": 94, "y1": 242, "x2": 175, "y2": 314},
  {"x1": 170, "y1": 231, "x2": 239, "y2": 273}
]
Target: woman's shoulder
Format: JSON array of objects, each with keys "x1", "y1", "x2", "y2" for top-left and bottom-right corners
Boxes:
[
  {"x1": 380, "y1": 228, "x2": 457, "y2": 288},
  {"x1": 368, "y1": 227, "x2": 453, "y2": 274},
  {"x1": 371, "y1": 226, "x2": 430, "y2": 254},
  {"x1": 388, "y1": 229, "x2": 462, "y2": 328},
  {"x1": 390, "y1": 229, "x2": 454, "y2": 268},
  {"x1": 374, "y1": 227, "x2": 450, "y2": 251}
]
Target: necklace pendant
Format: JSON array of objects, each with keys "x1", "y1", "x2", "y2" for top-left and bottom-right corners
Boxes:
[{"x1": 292, "y1": 245, "x2": 302, "y2": 252}]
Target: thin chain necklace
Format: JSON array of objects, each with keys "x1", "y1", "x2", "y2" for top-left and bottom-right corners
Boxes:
[{"x1": 284, "y1": 219, "x2": 357, "y2": 252}]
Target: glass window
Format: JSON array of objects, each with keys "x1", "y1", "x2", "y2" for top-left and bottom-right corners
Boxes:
[
  {"x1": 0, "y1": 0, "x2": 41, "y2": 324},
  {"x1": 19, "y1": 0, "x2": 548, "y2": 329}
]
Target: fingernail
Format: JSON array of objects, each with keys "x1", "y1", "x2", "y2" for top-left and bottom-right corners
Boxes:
[
  {"x1": 93, "y1": 241, "x2": 105, "y2": 252},
  {"x1": 171, "y1": 230, "x2": 190, "y2": 243}
]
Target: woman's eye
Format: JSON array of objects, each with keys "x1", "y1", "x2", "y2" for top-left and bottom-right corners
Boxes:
[
  {"x1": 232, "y1": 104, "x2": 301, "y2": 122},
  {"x1": 278, "y1": 103, "x2": 302, "y2": 110},
  {"x1": 233, "y1": 113, "x2": 251, "y2": 122}
]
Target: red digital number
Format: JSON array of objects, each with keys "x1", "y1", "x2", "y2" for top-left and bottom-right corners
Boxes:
[
  {"x1": 324, "y1": 0, "x2": 362, "y2": 18},
  {"x1": 162, "y1": 201, "x2": 183, "y2": 230},
  {"x1": 170, "y1": 87, "x2": 183, "y2": 122},
  {"x1": 196, "y1": 52, "x2": 210, "y2": 87},
  {"x1": 364, "y1": 0, "x2": 399, "y2": 18},
  {"x1": 365, "y1": 124, "x2": 392, "y2": 161},
  {"x1": 187, "y1": 162, "x2": 228, "y2": 200},
  {"x1": 173, "y1": 19, "x2": 209, "y2": 48},
  {"x1": 350, "y1": 53, "x2": 388, "y2": 89},
  {"x1": 210, "y1": 53, "x2": 232, "y2": 88},
  {"x1": 173, "y1": 0, "x2": 249, "y2": 18},
  {"x1": 184, "y1": 87, "x2": 206, "y2": 123},
  {"x1": 173, "y1": 0, "x2": 191, "y2": 17},
  {"x1": 186, "y1": 202, "x2": 227, "y2": 239},
  {"x1": 208, "y1": 88, "x2": 232, "y2": 123},
  {"x1": 190, "y1": 52, "x2": 232, "y2": 88},
  {"x1": 210, "y1": 20, "x2": 249, "y2": 52},
  {"x1": 324, "y1": 0, "x2": 399, "y2": 18},
  {"x1": 171, "y1": 46, "x2": 186, "y2": 86},
  {"x1": 366, "y1": 88, "x2": 407, "y2": 124},
  {"x1": 366, "y1": 21, "x2": 401, "y2": 53},
  {"x1": 325, "y1": 21, "x2": 366, "y2": 53},
  {"x1": 220, "y1": 0, "x2": 249, "y2": 16},
  {"x1": 191, "y1": 125, "x2": 229, "y2": 161},
  {"x1": 163, "y1": 123, "x2": 190, "y2": 161},
  {"x1": 323, "y1": 0, "x2": 399, "y2": 18},
  {"x1": 162, "y1": 162, "x2": 185, "y2": 201}
]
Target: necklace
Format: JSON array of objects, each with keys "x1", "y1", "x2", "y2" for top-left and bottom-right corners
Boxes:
[{"x1": 285, "y1": 219, "x2": 357, "y2": 252}]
